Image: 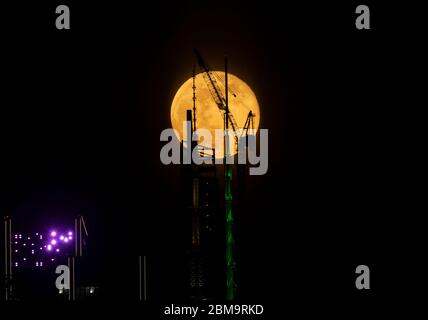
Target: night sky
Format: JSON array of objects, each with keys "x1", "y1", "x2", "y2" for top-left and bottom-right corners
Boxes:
[{"x1": 1, "y1": 0, "x2": 420, "y2": 313}]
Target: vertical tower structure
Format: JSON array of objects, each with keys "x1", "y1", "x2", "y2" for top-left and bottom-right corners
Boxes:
[
  {"x1": 224, "y1": 57, "x2": 236, "y2": 300},
  {"x1": 4, "y1": 216, "x2": 13, "y2": 301}
]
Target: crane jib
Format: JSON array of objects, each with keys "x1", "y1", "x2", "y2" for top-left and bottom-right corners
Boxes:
[{"x1": 194, "y1": 49, "x2": 242, "y2": 149}]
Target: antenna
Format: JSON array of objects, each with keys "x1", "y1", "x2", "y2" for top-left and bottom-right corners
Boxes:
[{"x1": 192, "y1": 66, "x2": 197, "y2": 132}]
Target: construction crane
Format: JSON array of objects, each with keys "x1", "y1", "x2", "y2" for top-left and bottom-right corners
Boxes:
[
  {"x1": 242, "y1": 111, "x2": 255, "y2": 136},
  {"x1": 194, "y1": 49, "x2": 240, "y2": 149},
  {"x1": 213, "y1": 71, "x2": 238, "y2": 99}
]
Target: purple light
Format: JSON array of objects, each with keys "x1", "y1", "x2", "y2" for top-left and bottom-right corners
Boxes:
[
  {"x1": 56, "y1": 248, "x2": 60, "y2": 252},
  {"x1": 51, "y1": 231, "x2": 57, "y2": 237},
  {"x1": 51, "y1": 239, "x2": 57, "y2": 245},
  {"x1": 47, "y1": 244, "x2": 52, "y2": 251},
  {"x1": 60, "y1": 235, "x2": 64, "y2": 240},
  {"x1": 68, "y1": 231, "x2": 73, "y2": 236},
  {"x1": 64, "y1": 238, "x2": 69, "y2": 243}
]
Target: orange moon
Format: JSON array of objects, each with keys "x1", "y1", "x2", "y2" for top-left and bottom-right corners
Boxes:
[{"x1": 170, "y1": 72, "x2": 260, "y2": 158}]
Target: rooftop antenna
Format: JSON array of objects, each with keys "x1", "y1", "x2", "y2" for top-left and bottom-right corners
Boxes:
[{"x1": 192, "y1": 66, "x2": 197, "y2": 132}]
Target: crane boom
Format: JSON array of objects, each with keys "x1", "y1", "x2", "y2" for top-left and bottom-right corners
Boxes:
[{"x1": 194, "y1": 49, "x2": 240, "y2": 147}]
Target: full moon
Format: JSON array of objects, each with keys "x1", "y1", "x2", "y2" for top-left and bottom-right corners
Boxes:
[{"x1": 171, "y1": 72, "x2": 260, "y2": 158}]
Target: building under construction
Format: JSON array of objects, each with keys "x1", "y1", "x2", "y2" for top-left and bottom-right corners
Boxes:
[{"x1": 179, "y1": 50, "x2": 256, "y2": 301}]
